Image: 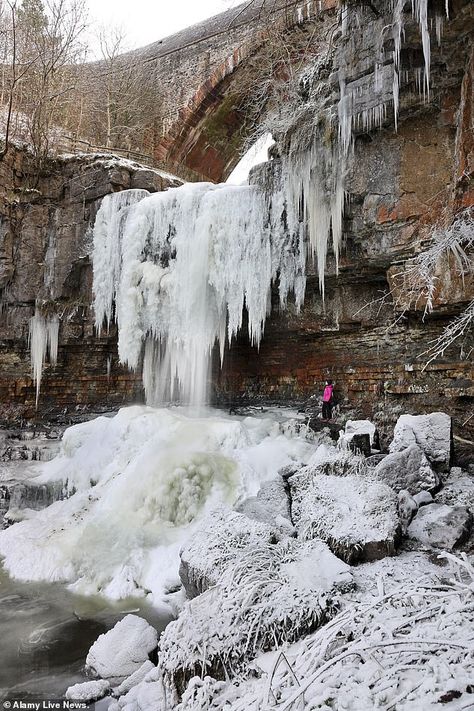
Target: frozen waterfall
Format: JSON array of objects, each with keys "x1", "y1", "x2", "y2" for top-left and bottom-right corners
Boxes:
[{"x1": 93, "y1": 182, "x2": 305, "y2": 407}]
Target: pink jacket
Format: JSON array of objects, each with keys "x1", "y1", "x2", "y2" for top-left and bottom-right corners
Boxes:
[{"x1": 323, "y1": 384, "x2": 334, "y2": 402}]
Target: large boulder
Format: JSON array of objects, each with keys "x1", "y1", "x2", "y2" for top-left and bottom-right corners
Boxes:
[
  {"x1": 339, "y1": 420, "x2": 379, "y2": 455},
  {"x1": 374, "y1": 444, "x2": 440, "y2": 494},
  {"x1": 179, "y1": 508, "x2": 277, "y2": 599},
  {"x1": 161, "y1": 537, "x2": 352, "y2": 695},
  {"x1": 290, "y1": 471, "x2": 400, "y2": 564},
  {"x1": 86, "y1": 615, "x2": 158, "y2": 687},
  {"x1": 407, "y1": 504, "x2": 472, "y2": 549},
  {"x1": 389, "y1": 413, "x2": 452, "y2": 472},
  {"x1": 436, "y1": 468, "x2": 474, "y2": 509},
  {"x1": 66, "y1": 680, "x2": 110, "y2": 702}
]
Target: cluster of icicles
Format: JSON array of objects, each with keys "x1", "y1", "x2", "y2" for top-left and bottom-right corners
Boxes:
[
  {"x1": 92, "y1": 183, "x2": 306, "y2": 407},
  {"x1": 30, "y1": 0, "x2": 448, "y2": 407}
]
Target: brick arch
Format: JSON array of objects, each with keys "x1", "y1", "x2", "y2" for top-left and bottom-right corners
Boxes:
[{"x1": 147, "y1": 0, "x2": 338, "y2": 183}]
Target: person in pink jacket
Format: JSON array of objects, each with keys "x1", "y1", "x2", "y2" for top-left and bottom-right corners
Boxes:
[{"x1": 322, "y1": 379, "x2": 334, "y2": 420}]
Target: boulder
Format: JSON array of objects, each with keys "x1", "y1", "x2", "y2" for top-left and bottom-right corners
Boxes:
[
  {"x1": 349, "y1": 433, "x2": 371, "y2": 457},
  {"x1": 66, "y1": 679, "x2": 110, "y2": 702},
  {"x1": 290, "y1": 471, "x2": 400, "y2": 564},
  {"x1": 374, "y1": 444, "x2": 440, "y2": 494},
  {"x1": 86, "y1": 615, "x2": 158, "y2": 687},
  {"x1": 115, "y1": 660, "x2": 155, "y2": 697},
  {"x1": 436, "y1": 468, "x2": 474, "y2": 509},
  {"x1": 179, "y1": 508, "x2": 276, "y2": 599},
  {"x1": 390, "y1": 413, "x2": 452, "y2": 471},
  {"x1": 113, "y1": 667, "x2": 165, "y2": 711},
  {"x1": 235, "y1": 477, "x2": 292, "y2": 531},
  {"x1": 161, "y1": 537, "x2": 352, "y2": 695},
  {"x1": 398, "y1": 489, "x2": 418, "y2": 534},
  {"x1": 407, "y1": 504, "x2": 473, "y2": 549},
  {"x1": 413, "y1": 490, "x2": 434, "y2": 507},
  {"x1": 339, "y1": 420, "x2": 379, "y2": 452}
]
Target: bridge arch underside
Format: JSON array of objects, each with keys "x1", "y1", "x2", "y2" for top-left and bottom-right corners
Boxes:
[{"x1": 153, "y1": 21, "x2": 322, "y2": 183}]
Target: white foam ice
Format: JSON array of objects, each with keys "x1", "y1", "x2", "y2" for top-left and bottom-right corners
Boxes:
[{"x1": 0, "y1": 406, "x2": 316, "y2": 607}]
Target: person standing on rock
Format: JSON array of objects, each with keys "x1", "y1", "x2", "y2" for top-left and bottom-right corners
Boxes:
[{"x1": 322, "y1": 379, "x2": 334, "y2": 420}]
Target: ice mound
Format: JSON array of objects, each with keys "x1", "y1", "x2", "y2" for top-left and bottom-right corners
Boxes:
[{"x1": 0, "y1": 406, "x2": 315, "y2": 604}]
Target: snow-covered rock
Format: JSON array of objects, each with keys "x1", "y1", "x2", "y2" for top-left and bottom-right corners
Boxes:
[
  {"x1": 65, "y1": 679, "x2": 110, "y2": 702},
  {"x1": 398, "y1": 489, "x2": 418, "y2": 533},
  {"x1": 407, "y1": 504, "x2": 473, "y2": 549},
  {"x1": 413, "y1": 490, "x2": 434, "y2": 506},
  {"x1": 235, "y1": 477, "x2": 291, "y2": 530},
  {"x1": 390, "y1": 412, "x2": 452, "y2": 471},
  {"x1": 115, "y1": 660, "x2": 155, "y2": 696},
  {"x1": 436, "y1": 468, "x2": 474, "y2": 509},
  {"x1": 86, "y1": 614, "x2": 158, "y2": 687},
  {"x1": 114, "y1": 667, "x2": 165, "y2": 711},
  {"x1": 179, "y1": 508, "x2": 276, "y2": 599},
  {"x1": 161, "y1": 538, "x2": 352, "y2": 694},
  {"x1": 339, "y1": 419, "x2": 378, "y2": 448},
  {"x1": 290, "y1": 472, "x2": 400, "y2": 563},
  {"x1": 374, "y1": 444, "x2": 440, "y2": 494}
]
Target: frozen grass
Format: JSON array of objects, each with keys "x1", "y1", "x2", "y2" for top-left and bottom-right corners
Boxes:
[
  {"x1": 174, "y1": 553, "x2": 474, "y2": 711},
  {"x1": 160, "y1": 537, "x2": 353, "y2": 696}
]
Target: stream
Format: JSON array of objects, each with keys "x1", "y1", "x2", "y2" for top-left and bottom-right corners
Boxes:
[{"x1": 0, "y1": 565, "x2": 172, "y2": 703}]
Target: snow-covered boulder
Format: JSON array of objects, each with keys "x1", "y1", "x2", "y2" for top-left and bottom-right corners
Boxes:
[
  {"x1": 436, "y1": 468, "x2": 474, "y2": 509},
  {"x1": 413, "y1": 490, "x2": 434, "y2": 506},
  {"x1": 390, "y1": 413, "x2": 452, "y2": 471},
  {"x1": 86, "y1": 615, "x2": 158, "y2": 687},
  {"x1": 235, "y1": 477, "x2": 292, "y2": 530},
  {"x1": 339, "y1": 420, "x2": 378, "y2": 453},
  {"x1": 407, "y1": 504, "x2": 473, "y2": 549},
  {"x1": 290, "y1": 472, "x2": 400, "y2": 563},
  {"x1": 65, "y1": 679, "x2": 110, "y2": 702},
  {"x1": 115, "y1": 660, "x2": 155, "y2": 697},
  {"x1": 113, "y1": 666, "x2": 165, "y2": 711},
  {"x1": 398, "y1": 489, "x2": 418, "y2": 533},
  {"x1": 374, "y1": 444, "x2": 440, "y2": 494},
  {"x1": 161, "y1": 538, "x2": 352, "y2": 694},
  {"x1": 179, "y1": 508, "x2": 276, "y2": 599}
]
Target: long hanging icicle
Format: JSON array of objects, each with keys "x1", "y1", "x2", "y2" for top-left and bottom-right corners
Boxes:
[{"x1": 29, "y1": 310, "x2": 60, "y2": 406}]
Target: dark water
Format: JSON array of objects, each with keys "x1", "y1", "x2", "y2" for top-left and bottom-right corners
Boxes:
[{"x1": 0, "y1": 566, "x2": 172, "y2": 703}]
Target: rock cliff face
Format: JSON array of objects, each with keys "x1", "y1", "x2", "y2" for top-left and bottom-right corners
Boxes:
[
  {"x1": 215, "y1": 0, "x2": 474, "y2": 447},
  {"x1": 0, "y1": 1, "x2": 472, "y2": 450},
  {"x1": 0, "y1": 147, "x2": 179, "y2": 421}
]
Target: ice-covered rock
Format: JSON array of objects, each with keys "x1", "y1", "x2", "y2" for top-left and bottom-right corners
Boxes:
[
  {"x1": 413, "y1": 490, "x2": 434, "y2": 506},
  {"x1": 407, "y1": 504, "x2": 472, "y2": 549},
  {"x1": 65, "y1": 679, "x2": 110, "y2": 702},
  {"x1": 390, "y1": 413, "x2": 452, "y2": 471},
  {"x1": 374, "y1": 444, "x2": 440, "y2": 494},
  {"x1": 398, "y1": 489, "x2": 418, "y2": 534},
  {"x1": 115, "y1": 660, "x2": 155, "y2": 696},
  {"x1": 235, "y1": 477, "x2": 291, "y2": 530},
  {"x1": 290, "y1": 472, "x2": 400, "y2": 563},
  {"x1": 161, "y1": 537, "x2": 352, "y2": 694},
  {"x1": 86, "y1": 614, "x2": 158, "y2": 687},
  {"x1": 179, "y1": 508, "x2": 277, "y2": 599}
]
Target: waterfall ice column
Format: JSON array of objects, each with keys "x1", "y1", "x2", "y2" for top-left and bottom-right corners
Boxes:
[
  {"x1": 29, "y1": 311, "x2": 59, "y2": 406},
  {"x1": 93, "y1": 182, "x2": 306, "y2": 408}
]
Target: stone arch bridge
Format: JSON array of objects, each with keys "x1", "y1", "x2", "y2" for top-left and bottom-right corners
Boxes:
[{"x1": 119, "y1": 0, "x2": 337, "y2": 182}]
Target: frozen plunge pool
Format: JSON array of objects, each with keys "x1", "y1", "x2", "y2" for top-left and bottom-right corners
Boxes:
[{"x1": 0, "y1": 565, "x2": 172, "y2": 701}]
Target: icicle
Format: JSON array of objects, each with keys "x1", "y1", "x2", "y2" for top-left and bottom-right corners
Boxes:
[{"x1": 29, "y1": 310, "x2": 60, "y2": 406}]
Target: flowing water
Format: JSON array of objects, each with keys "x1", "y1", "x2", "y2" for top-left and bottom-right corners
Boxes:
[{"x1": 0, "y1": 566, "x2": 172, "y2": 702}]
